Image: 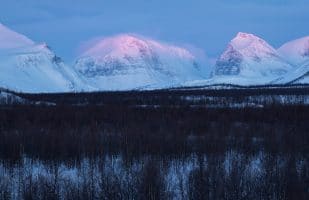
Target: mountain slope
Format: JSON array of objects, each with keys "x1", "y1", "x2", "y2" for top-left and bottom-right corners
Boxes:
[
  {"x1": 278, "y1": 36, "x2": 309, "y2": 65},
  {"x1": 0, "y1": 23, "x2": 34, "y2": 49},
  {"x1": 74, "y1": 34, "x2": 206, "y2": 91},
  {"x1": 0, "y1": 23, "x2": 81, "y2": 93},
  {"x1": 275, "y1": 36, "x2": 309, "y2": 84},
  {"x1": 210, "y1": 32, "x2": 293, "y2": 85}
]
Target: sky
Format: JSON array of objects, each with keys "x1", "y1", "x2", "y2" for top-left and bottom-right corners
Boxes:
[{"x1": 0, "y1": 0, "x2": 308, "y2": 62}]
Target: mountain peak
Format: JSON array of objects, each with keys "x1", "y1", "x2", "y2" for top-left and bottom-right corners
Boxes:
[
  {"x1": 212, "y1": 32, "x2": 293, "y2": 83},
  {"x1": 75, "y1": 34, "x2": 205, "y2": 91},
  {"x1": 235, "y1": 32, "x2": 256, "y2": 39},
  {"x1": 229, "y1": 32, "x2": 276, "y2": 55},
  {"x1": 81, "y1": 34, "x2": 151, "y2": 59},
  {"x1": 0, "y1": 23, "x2": 34, "y2": 49},
  {"x1": 0, "y1": 23, "x2": 79, "y2": 93},
  {"x1": 81, "y1": 34, "x2": 194, "y2": 61},
  {"x1": 278, "y1": 36, "x2": 309, "y2": 64}
]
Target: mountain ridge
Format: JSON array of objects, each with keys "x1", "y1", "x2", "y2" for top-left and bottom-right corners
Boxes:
[{"x1": 0, "y1": 23, "x2": 308, "y2": 92}]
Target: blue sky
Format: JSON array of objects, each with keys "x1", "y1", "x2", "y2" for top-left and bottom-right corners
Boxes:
[{"x1": 0, "y1": 0, "x2": 308, "y2": 62}]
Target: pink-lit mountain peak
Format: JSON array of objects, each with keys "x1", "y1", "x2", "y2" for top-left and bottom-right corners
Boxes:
[
  {"x1": 213, "y1": 32, "x2": 293, "y2": 83},
  {"x1": 279, "y1": 36, "x2": 309, "y2": 52},
  {"x1": 229, "y1": 32, "x2": 276, "y2": 58},
  {"x1": 278, "y1": 36, "x2": 309, "y2": 64},
  {"x1": 81, "y1": 34, "x2": 195, "y2": 61},
  {"x1": 0, "y1": 23, "x2": 34, "y2": 49},
  {"x1": 74, "y1": 34, "x2": 205, "y2": 91}
]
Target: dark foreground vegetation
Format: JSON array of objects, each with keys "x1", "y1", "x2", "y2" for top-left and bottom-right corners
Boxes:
[
  {"x1": 0, "y1": 102, "x2": 308, "y2": 200},
  {"x1": 1, "y1": 85, "x2": 309, "y2": 200},
  {"x1": 16, "y1": 84, "x2": 309, "y2": 106}
]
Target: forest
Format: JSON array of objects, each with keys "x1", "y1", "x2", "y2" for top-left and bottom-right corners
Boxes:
[{"x1": 0, "y1": 86, "x2": 308, "y2": 199}]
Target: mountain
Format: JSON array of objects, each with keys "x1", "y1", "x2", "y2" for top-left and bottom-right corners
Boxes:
[
  {"x1": 74, "y1": 34, "x2": 206, "y2": 91},
  {"x1": 0, "y1": 23, "x2": 82, "y2": 93},
  {"x1": 278, "y1": 36, "x2": 309, "y2": 65},
  {"x1": 210, "y1": 32, "x2": 293, "y2": 85},
  {"x1": 1, "y1": 23, "x2": 307, "y2": 92},
  {"x1": 0, "y1": 23, "x2": 34, "y2": 49},
  {"x1": 275, "y1": 36, "x2": 309, "y2": 84}
]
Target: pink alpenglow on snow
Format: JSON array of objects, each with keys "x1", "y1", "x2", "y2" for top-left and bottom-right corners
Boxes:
[
  {"x1": 75, "y1": 34, "x2": 207, "y2": 91},
  {"x1": 210, "y1": 32, "x2": 293, "y2": 85},
  {"x1": 278, "y1": 36, "x2": 309, "y2": 65},
  {"x1": 80, "y1": 34, "x2": 195, "y2": 61},
  {"x1": 229, "y1": 32, "x2": 277, "y2": 58},
  {"x1": 0, "y1": 23, "x2": 34, "y2": 49}
]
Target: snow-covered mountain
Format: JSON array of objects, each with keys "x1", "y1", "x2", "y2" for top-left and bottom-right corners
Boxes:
[
  {"x1": 0, "y1": 23, "x2": 34, "y2": 49},
  {"x1": 278, "y1": 36, "x2": 309, "y2": 65},
  {"x1": 0, "y1": 23, "x2": 308, "y2": 93},
  {"x1": 210, "y1": 32, "x2": 293, "y2": 85},
  {"x1": 74, "y1": 34, "x2": 206, "y2": 91},
  {"x1": 274, "y1": 36, "x2": 309, "y2": 84},
  {"x1": 0, "y1": 23, "x2": 82, "y2": 93}
]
